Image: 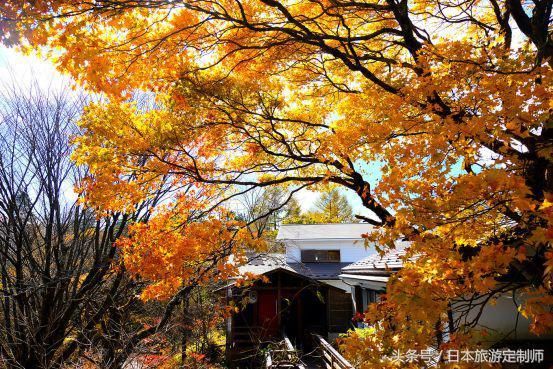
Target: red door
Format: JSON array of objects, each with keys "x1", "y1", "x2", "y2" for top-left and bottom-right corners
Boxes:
[{"x1": 257, "y1": 290, "x2": 279, "y2": 338}]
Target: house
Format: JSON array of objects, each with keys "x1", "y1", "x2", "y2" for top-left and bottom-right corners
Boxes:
[
  {"x1": 339, "y1": 249, "x2": 553, "y2": 348},
  {"x1": 224, "y1": 223, "x2": 377, "y2": 362},
  {"x1": 339, "y1": 248, "x2": 406, "y2": 315},
  {"x1": 224, "y1": 223, "x2": 551, "y2": 367}
]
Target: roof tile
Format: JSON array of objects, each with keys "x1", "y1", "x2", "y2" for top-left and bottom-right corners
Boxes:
[{"x1": 341, "y1": 248, "x2": 408, "y2": 274}]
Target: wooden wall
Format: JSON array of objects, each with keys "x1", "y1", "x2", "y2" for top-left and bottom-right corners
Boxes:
[{"x1": 327, "y1": 288, "x2": 353, "y2": 333}]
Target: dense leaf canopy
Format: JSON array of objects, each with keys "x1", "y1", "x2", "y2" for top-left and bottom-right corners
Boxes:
[{"x1": 1, "y1": 0, "x2": 551, "y2": 365}]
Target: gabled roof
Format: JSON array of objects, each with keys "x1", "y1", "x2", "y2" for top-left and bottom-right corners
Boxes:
[
  {"x1": 238, "y1": 253, "x2": 293, "y2": 275},
  {"x1": 341, "y1": 248, "x2": 407, "y2": 275},
  {"x1": 238, "y1": 253, "x2": 348, "y2": 280},
  {"x1": 276, "y1": 223, "x2": 376, "y2": 241},
  {"x1": 288, "y1": 262, "x2": 351, "y2": 280}
]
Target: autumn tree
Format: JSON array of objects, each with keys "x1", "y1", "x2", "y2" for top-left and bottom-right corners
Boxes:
[
  {"x1": 176, "y1": 287, "x2": 227, "y2": 364},
  {"x1": 0, "y1": 76, "x2": 257, "y2": 369},
  {"x1": 314, "y1": 189, "x2": 354, "y2": 222},
  {"x1": 0, "y1": 77, "x2": 156, "y2": 369},
  {"x1": 288, "y1": 188, "x2": 356, "y2": 223},
  {"x1": 2, "y1": 0, "x2": 552, "y2": 366},
  {"x1": 237, "y1": 186, "x2": 302, "y2": 237}
]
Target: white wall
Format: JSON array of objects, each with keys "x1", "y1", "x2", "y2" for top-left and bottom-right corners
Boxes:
[
  {"x1": 456, "y1": 293, "x2": 553, "y2": 342},
  {"x1": 285, "y1": 239, "x2": 376, "y2": 263},
  {"x1": 344, "y1": 282, "x2": 553, "y2": 343}
]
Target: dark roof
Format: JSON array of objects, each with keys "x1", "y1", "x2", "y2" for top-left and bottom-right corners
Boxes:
[
  {"x1": 289, "y1": 262, "x2": 351, "y2": 280},
  {"x1": 238, "y1": 253, "x2": 292, "y2": 275},
  {"x1": 238, "y1": 253, "x2": 347, "y2": 280},
  {"x1": 341, "y1": 248, "x2": 407, "y2": 275}
]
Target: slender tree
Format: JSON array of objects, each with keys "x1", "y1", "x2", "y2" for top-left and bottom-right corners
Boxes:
[
  {"x1": 313, "y1": 189, "x2": 356, "y2": 223},
  {"x1": 0, "y1": 78, "x2": 232, "y2": 369},
  {"x1": 238, "y1": 187, "x2": 302, "y2": 237},
  {"x1": 0, "y1": 78, "x2": 135, "y2": 368}
]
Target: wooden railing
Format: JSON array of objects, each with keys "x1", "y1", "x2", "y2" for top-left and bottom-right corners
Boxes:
[
  {"x1": 265, "y1": 335, "x2": 306, "y2": 369},
  {"x1": 313, "y1": 334, "x2": 354, "y2": 369}
]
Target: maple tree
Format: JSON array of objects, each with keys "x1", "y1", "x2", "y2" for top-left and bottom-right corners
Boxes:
[{"x1": 1, "y1": 0, "x2": 552, "y2": 367}]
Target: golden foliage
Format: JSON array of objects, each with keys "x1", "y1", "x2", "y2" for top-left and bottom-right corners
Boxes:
[{"x1": 2, "y1": 0, "x2": 552, "y2": 365}]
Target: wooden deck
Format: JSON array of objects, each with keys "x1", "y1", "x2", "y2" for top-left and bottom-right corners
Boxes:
[
  {"x1": 265, "y1": 335, "x2": 307, "y2": 369},
  {"x1": 265, "y1": 334, "x2": 354, "y2": 369},
  {"x1": 313, "y1": 335, "x2": 354, "y2": 369}
]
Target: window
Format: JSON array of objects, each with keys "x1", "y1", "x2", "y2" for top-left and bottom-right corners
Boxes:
[
  {"x1": 354, "y1": 287, "x2": 382, "y2": 327},
  {"x1": 355, "y1": 287, "x2": 381, "y2": 311},
  {"x1": 364, "y1": 290, "x2": 380, "y2": 304},
  {"x1": 301, "y1": 249, "x2": 341, "y2": 262}
]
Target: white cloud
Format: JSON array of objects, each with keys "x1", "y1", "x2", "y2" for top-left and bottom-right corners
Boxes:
[
  {"x1": 0, "y1": 46, "x2": 75, "y2": 93},
  {"x1": 294, "y1": 188, "x2": 320, "y2": 211}
]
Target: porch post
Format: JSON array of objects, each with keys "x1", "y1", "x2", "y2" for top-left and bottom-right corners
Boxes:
[{"x1": 277, "y1": 272, "x2": 282, "y2": 331}]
